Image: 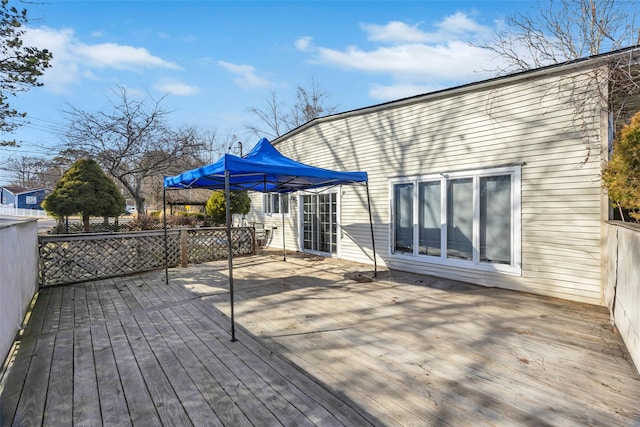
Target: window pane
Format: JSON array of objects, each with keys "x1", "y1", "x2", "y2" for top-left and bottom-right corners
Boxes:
[
  {"x1": 281, "y1": 194, "x2": 289, "y2": 214},
  {"x1": 302, "y1": 195, "x2": 315, "y2": 250},
  {"x1": 394, "y1": 183, "x2": 414, "y2": 253},
  {"x1": 263, "y1": 194, "x2": 270, "y2": 214},
  {"x1": 447, "y1": 178, "x2": 473, "y2": 260},
  {"x1": 480, "y1": 175, "x2": 511, "y2": 264},
  {"x1": 418, "y1": 181, "x2": 441, "y2": 256},
  {"x1": 272, "y1": 194, "x2": 280, "y2": 213}
]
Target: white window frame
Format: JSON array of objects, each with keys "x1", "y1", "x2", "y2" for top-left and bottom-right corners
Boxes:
[
  {"x1": 389, "y1": 165, "x2": 521, "y2": 275},
  {"x1": 262, "y1": 193, "x2": 290, "y2": 217}
]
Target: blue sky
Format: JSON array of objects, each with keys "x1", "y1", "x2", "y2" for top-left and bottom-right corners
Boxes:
[{"x1": 0, "y1": 0, "x2": 536, "y2": 183}]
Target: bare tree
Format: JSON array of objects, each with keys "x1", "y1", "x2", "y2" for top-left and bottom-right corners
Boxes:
[
  {"x1": 6, "y1": 155, "x2": 68, "y2": 189},
  {"x1": 286, "y1": 79, "x2": 338, "y2": 130},
  {"x1": 248, "y1": 79, "x2": 337, "y2": 139},
  {"x1": 247, "y1": 92, "x2": 288, "y2": 140},
  {"x1": 482, "y1": 0, "x2": 640, "y2": 73},
  {"x1": 479, "y1": 0, "x2": 640, "y2": 163},
  {"x1": 62, "y1": 87, "x2": 203, "y2": 213}
]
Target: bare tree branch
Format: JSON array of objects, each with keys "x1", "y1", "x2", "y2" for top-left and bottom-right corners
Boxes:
[{"x1": 61, "y1": 86, "x2": 204, "y2": 212}]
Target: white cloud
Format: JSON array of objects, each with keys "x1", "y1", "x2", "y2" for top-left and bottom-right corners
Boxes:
[
  {"x1": 369, "y1": 83, "x2": 443, "y2": 101},
  {"x1": 361, "y1": 21, "x2": 431, "y2": 44},
  {"x1": 22, "y1": 26, "x2": 181, "y2": 93},
  {"x1": 295, "y1": 36, "x2": 313, "y2": 51},
  {"x1": 217, "y1": 60, "x2": 272, "y2": 89},
  {"x1": 315, "y1": 41, "x2": 496, "y2": 80},
  {"x1": 298, "y1": 12, "x2": 513, "y2": 101},
  {"x1": 75, "y1": 43, "x2": 180, "y2": 70},
  {"x1": 361, "y1": 13, "x2": 493, "y2": 45},
  {"x1": 154, "y1": 78, "x2": 199, "y2": 96},
  {"x1": 437, "y1": 12, "x2": 493, "y2": 38}
]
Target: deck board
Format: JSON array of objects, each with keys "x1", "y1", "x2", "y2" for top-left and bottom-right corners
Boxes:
[
  {"x1": 72, "y1": 326, "x2": 101, "y2": 426},
  {"x1": 133, "y1": 310, "x2": 219, "y2": 426},
  {"x1": 11, "y1": 335, "x2": 55, "y2": 426},
  {"x1": 43, "y1": 330, "x2": 73, "y2": 426},
  {"x1": 156, "y1": 307, "x2": 253, "y2": 426},
  {"x1": 91, "y1": 323, "x2": 131, "y2": 427},
  {"x1": 2, "y1": 253, "x2": 640, "y2": 426}
]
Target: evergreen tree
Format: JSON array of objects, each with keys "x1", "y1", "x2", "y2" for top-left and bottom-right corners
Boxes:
[
  {"x1": 205, "y1": 190, "x2": 251, "y2": 225},
  {"x1": 0, "y1": 0, "x2": 52, "y2": 146},
  {"x1": 42, "y1": 158, "x2": 126, "y2": 231},
  {"x1": 602, "y1": 111, "x2": 640, "y2": 222}
]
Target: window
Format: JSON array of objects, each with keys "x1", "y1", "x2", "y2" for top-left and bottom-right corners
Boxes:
[
  {"x1": 390, "y1": 166, "x2": 521, "y2": 273},
  {"x1": 393, "y1": 183, "x2": 413, "y2": 253},
  {"x1": 418, "y1": 181, "x2": 441, "y2": 256},
  {"x1": 263, "y1": 193, "x2": 289, "y2": 215}
]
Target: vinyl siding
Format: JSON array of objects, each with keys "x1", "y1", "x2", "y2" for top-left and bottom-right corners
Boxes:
[{"x1": 248, "y1": 67, "x2": 609, "y2": 305}]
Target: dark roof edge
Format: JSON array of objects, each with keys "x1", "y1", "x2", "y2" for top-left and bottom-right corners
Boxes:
[{"x1": 274, "y1": 44, "x2": 640, "y2": 144}]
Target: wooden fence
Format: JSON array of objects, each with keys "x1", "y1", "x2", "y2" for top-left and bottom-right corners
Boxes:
[{"x1": 38, "y1": 227, "x2": 255, "y2": 287}]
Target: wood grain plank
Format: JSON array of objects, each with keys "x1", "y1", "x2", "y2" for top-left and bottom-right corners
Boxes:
[
  {"x1": 72, "y1": 326, "x2": 101, "y2": 426},
  {"x1": 168, "y1": 304, "x2": 282, "y2": 426},
  {"x1": 175, "y1": 302, "x2": 314, "y2": 427},
  {"x1": 106, "y1": 319, "x2": 162, "y2": 427},
  {"x1": 40, "y1": 287, "x2": 62, "y2": 334},
  {"x1": 145, "y1": 274, "x2": 190, "y2": 304},
  {"x1": 104, "y1": 278, "x2": 133, "y2": 318},
  {"x1": 127, "y1": 275, "x2": 154, "y2": 309},
  {"x1": 116, "y1": 315, "x2": 192, "y2": 426},
  {"x1": 112, "y1": 277, "x2": 143, "y2": 313},
  {"x1": 134, "y1": 310, "x2": 221, "y2": 426},
  {"x1": 186, "y1": 300, "x2": 376, "y2": 427},
  {"x1": 94, "y1": 280, "x2": 119, "y2": 320},
  {"x1": 57, "y1": 286, "x2": 75, "y2": 331},
  {"x1": 0, "y1": 338, "x2": 37, "y2": 425},
  {"x1": 157, "y1": 306, "x2": 253, "y2": 427},
  {"x1": 11, "y1": 335, "x2": 55, "y2": 426},
  {"x1": 84, "y1": 281, "x2": 105, "y2": 322},
  {"x1": 73, "y1": 284, "x2": 90, "y2": 328},
  {"x1": 92, "y1": 323, "x2": 131, "y2": 427},
  {"x1": 42, "y1": 330, "x2": 73, "y2": 426},
  {"x1": 22, "y1": 290, "x2": 49, "y2": 338}
]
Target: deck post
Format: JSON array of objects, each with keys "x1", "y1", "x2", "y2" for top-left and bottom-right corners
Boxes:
[
  {"x1": 366, "y1": 182, "x2": 377, "y2": 278},
  {"x1": 225, "y1": 171, "x2": 237, "y2": 342},
  {"x1": 163, "y1": 186, "x2": 169, "y2": 285},
  {"x1": 282, "y1": 207, "x2": 286, "y2": 262}
]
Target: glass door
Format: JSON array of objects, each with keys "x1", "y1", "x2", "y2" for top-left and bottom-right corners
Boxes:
[{"x1": 301, "y1": 192, "x2": 338, "y2": 255}]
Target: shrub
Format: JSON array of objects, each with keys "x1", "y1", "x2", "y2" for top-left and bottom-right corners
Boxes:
[{"x1": 603, "y1": 111, "x2": 640, "y2": 222}]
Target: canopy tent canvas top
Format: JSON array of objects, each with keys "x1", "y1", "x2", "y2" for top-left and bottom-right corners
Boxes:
[
  {"x1": 164, "y1": 137, "x2": 368, "y2": 193},
  {"x1": 163, "y1": 137, "x2": 376, "y2": 341}
]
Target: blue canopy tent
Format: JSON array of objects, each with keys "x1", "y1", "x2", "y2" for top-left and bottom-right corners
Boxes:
[{"x1": 163, "y1": 138, "x2": 376, "y2": 340}]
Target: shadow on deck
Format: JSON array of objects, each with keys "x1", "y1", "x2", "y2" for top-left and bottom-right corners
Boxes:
[{"x1": 1, "y1": 251, "x2": 640, "y2": 426}]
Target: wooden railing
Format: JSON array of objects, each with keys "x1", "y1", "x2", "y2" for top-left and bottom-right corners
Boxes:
[{"x1": 38, "y1": 227, "x2": 255, "y2": 287}]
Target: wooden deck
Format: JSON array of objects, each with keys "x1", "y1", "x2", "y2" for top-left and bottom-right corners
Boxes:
[{"x1": 2, "y1": 251, "x2": 640, "y2": 426}]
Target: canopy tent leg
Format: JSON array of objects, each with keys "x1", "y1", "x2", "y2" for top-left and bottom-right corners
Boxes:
[
  {"x1": 366, "y1": 182, "x2": 377, "y2": 278},
  {"x1": 163, "y1": 187, "x2": 169, "y2": 285},
  {"x1": 282, "y1": 210, "x2": 286, "y2": 262},
  {"x1": 225, "y1": 171, "x2": 237, "y2": 342}
]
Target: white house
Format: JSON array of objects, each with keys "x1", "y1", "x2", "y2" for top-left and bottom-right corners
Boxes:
[{"x1": 246, "y1": 46, "x2": 640, "y2": 306}]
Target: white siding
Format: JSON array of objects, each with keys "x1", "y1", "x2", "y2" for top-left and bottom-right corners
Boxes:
[{"x1": 247, "y1": 67, "x2": 609, "y2": 305}]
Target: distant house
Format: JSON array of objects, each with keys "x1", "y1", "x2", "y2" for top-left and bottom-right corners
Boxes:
[
  {"x1": 0, "y1": 186, "x2": 49, "y2": 210},
  {"x1": 246, "y1": 46, "x2": 640, "y2": 306}
]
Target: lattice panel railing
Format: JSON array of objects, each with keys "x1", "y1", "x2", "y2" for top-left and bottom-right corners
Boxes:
[
  {"x1": 187, "y1": 227, "x2": 254, "y2": 263},
  {"x1": 38, "y1": 227, "x2": 255, "y2": 287}
]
